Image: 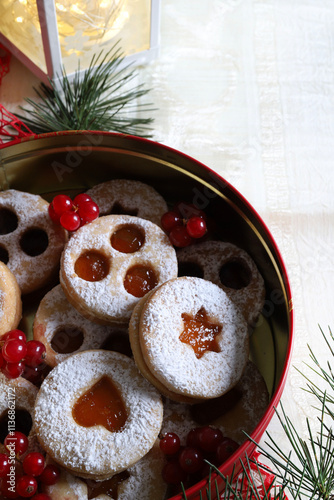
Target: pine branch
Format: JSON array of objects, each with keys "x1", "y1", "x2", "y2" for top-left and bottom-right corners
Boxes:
[{"x1": 17, "y1": 41, "x2": 155, "y2": 137}]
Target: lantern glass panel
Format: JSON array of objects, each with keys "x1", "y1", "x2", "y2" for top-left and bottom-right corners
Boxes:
[
  {"x1": 55, "y1": 0, "x2": 152, "y2": 74},
  {"x1": 0, "y1": 0, "x2": 47, "y2": 72}
]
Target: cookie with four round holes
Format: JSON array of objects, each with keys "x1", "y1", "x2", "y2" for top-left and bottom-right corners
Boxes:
[
  {"x1": 0, "y1": 190, "x2": 67, "y2": 295},
  {"x1": 134, "y1": 276, "x2": 249, "y2": 400},
  {"x1": 86, "y1": 179, "x2": 168, "y2": 227},
  {"x1": 33, "y1": 350, "x2": 164, "y2": 480},
  {"x1": 33, "y1": 284, "x2": 130, "y2": 367},
  {"x1": 0, "y1": 261, "x2": 22, "y2": 337},
  {"x1": 60, "y1": 214, "x2": 178, "y2": 325},
  {"x1": 177, "y1": 240, "x2": 265, "y2": 327}
]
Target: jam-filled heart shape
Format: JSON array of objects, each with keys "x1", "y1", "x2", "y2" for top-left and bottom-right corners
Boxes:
[{"x1": 72, "y1": 376, "x2": 128, "y2": 432}]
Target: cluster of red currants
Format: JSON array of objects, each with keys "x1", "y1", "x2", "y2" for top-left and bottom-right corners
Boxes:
[
  {"x1": 0, "y1": 430, "x2": 59, "y2": 499},
  {"x1": 0, "y1": 330, "x2": 46, "y2": 381},
  {"x1": 48, "y1": 193, "x2": 99, "y2": 232},
  {"x1": 160, "y1": 425, "x2": 239, "y2": 488},
  {"x1": 161, "y1": 202, "x2": 207, "y2": 248}
]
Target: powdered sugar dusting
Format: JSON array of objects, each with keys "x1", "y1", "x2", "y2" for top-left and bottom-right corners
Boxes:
[
  {"x1": 177, "y1": 240, "x2": 265, "y2": 326},
  {"x1": 34, "y1": 350, "x2": 163, "y2": 477},
  {"x1": 140, "y1": 277, "x2": 249, "y2": 398},
  {"x1": 60, "y1": 215, "x2": 178, "y2": 323},
  {"x1": 34, "y1": 285, "x2": 121, "y2": 366},
  {"x1": 0, "y1": 190, "x2": 67, "y2": 294},
  {"x1": 86, "y1": 179, "x2": 168, "y2": 227}
]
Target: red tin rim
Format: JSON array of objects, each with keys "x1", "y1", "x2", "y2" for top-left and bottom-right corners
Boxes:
[{"x1": 0, "y1": 130, "x2": 294, "y2": 499}]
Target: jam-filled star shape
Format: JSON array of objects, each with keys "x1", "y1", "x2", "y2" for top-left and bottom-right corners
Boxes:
[{"x1": 179, "y1": 307, "x2": 222, "y2": 359}]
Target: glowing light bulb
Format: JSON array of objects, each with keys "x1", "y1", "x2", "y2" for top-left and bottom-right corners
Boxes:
[
  {"x1": 56, "y1": 3, "x2": 67, "y2": 12},
  {"x1": 15, "y1": 16, "x2": 23, "y2": 23}
]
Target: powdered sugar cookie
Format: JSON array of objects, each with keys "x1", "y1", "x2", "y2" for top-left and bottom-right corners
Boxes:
[
  {"x1": 34, "y1": 350, "x2": 164, "y2": 479},
  {"x1": 43, "y1": 442, "x2": 167, "y2": 499},
  {"x1": 138, "y1": 277, "x2": 249, "y2": 400},
  {"x1": 33, "y1": 284, "x2": 128, "y2": 367},
  {"x1": 0, "y1": 190, "x2": 67, "y2": 294},
  {"x1": 0, "y1": 262, "x2": 22, "y2": 337},
  {"x1": 86, "y1": 179, "x2": 168, "y2": 227},
  {"x1": 0, "y1": 375, "x2": 40, "y2": 457},
  {"x1": 177, "y1": 241, "x2": 265, "y2": 327},
  {"x1": 60, "y1": 215, "x2": 178, "y2": 325}
]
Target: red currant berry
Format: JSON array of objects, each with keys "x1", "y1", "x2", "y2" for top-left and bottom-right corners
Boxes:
[
  {"x1": 0, "y1": 351, "x2": 4, "y2": 370},
  {"x1": 169, "y1": 225, "x2": 193, "y2": 248},
  {"x1": 2, "y1": 339, "x2": 27, "y2": 364},
  {"x1": 216, "y1": 437, "x2": 239, "y2": 464},
  {"x1": 77, "y1": 200, "x2": 99, "y2": 225},
  {"x1": 179, "y1": 447, "x2": 204, "y2": 474},
  {"x1": 186, "y1": 216, "x2": 207, "y2": 239},
  {"x1": 174, "y1": 202, "x2": 206, "y2": 220},
  {"x1": 161, "y1": 460, "x2": 187, "y2": 485},
  {"x1": 24, "y1": 341, "x2": 46, "y2": 368},
  {"x1": 48, "y1": 203, "x2": 60, "y2": 224},
  {"x1": 159, "y1": 432, "x2": 180, "y2": 456},
  {"x1": 31, "y1": 494, "x2": 51, "y2": 500},
  {"x1": 1, "y1": 360, "x2": 25, "y2": 379},
  {"x1": 23, "y1": 452, "x2": 45, "y2": 477},
  {"x1": 0, "y1": 452, "x2": 10, "y2": 477},
  {"x1": 59, "y1": 211, "x2": 81, "y2": 232},
  {"x1": 51, "y1": 195, "x2": 73, "y2": 216},
  {"x1": 73, "y1": 193, "x2": 92, "y2": 205},
  {"x1": 39, "y1": 464, "x2": 60, "y2": 485},
  {"x1": 16, "y1": 474, "x2": 38, "y2": 497},
  {"x1": 197, "y1": 426, "x2": 223, "y2": 453},
  {"x1": 2, "y1": 330, "x2": 27, "y2": 343},
  {"x1": 4, "y1": 431, "x2": 29, "y2": 456},
  {"x1": 186, "y1": 427, "x2": 202, "y2": 448},
  {"x1": 161, "y1": 211, "x2": 182, "y2": 232}
]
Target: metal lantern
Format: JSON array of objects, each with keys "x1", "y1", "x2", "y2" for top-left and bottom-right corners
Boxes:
[{"x1": 0, "y1": 0, "x2": 160, "y2": 84}]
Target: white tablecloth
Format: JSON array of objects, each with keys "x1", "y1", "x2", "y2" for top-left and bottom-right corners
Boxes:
[{"x1": 1, "y1": 0, "x2": 333, "y2": 496}]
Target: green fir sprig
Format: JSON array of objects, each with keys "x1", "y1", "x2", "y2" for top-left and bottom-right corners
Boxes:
[
  {"x1": 17, "y1": 42, "x2": 154, "y2": 137},
  {"x1": 181, "y1": 326, "x2": 334, "y2": 500}
]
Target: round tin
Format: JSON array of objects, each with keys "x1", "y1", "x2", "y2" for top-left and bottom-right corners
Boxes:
[{"x1": 0, "y1": 131, "x2": 293, "y2": 500}]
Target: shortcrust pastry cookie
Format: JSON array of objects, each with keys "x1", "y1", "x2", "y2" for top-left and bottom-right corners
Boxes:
[
  {"x1": 0, "y1": 261, "x2": 22, "y2": 337},
  {"x1": 43, "y1": 442, "x2": 166, "y2": 500},
  {"x1": 60, "y1": 214, "x2": 178, "y2": 325},
  {"x1": 34, "y1": 350, "x2": 164, "y2": 479},
  {"x1": 0, "y1": 375, "x2": 40, "y2": 457},
  {"x1": 132, "y1": 276, "x2": 249, "y2": 400},
  {"x1": 0, "y1": 190, "x2": 67, "y2": 294},
  {"x1": 177, "y1": 241, "x2": 265, "y2": 327},
  {"x1": 86, "y1": 179, "x2": 168, "y2": 227},
  {"x1": 33, "y1": 284, "x2": 128, "y2": 367}
]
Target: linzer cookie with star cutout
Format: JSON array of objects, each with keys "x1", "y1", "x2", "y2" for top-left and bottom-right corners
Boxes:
[{"x1": 129, "y1": 276, "x2": 249, "y2": 401}]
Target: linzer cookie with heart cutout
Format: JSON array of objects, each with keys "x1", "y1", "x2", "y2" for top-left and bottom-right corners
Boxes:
[
  {"x1": 33, "y1": 350, "x2": 163, "y2": 480},
  {"x1": 0, "y1": 190, "x2": 67, "y2": 295},
  {"x1": 60, "y1": 214, "x2": 178, "y2": 325},
  {"x1": 130, "y1": 276, "x2": 249, "y2": 401}
]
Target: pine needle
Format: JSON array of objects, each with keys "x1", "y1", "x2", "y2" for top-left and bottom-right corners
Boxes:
[{"x1": 17, "y1": 41, "x2": 155, "y2": 137}]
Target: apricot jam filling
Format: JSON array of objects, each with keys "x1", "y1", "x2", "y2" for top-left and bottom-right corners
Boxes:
[
  {"x1": 86, "y1": 471, "x2": 130, "y2": 499},
  {"x1": 111, "y1": 224, "x2": 145, "y2": 253},
  {"x1": 51, "y1": 326, "x2": 84, "y2": 354},
  {"x1": 74, "y1": 251, "x2": 110, "y2": 281},
  {"x1": 72, "y1": 376, "x2": 128, "y2": 432},
  {"x1": 179, "y1": 307, "x2": 221, "y2": 359},
  {"x1": 124, "y1": 264, "x2": 158, "y2": 298},
  {"x1": 219, "y1": 259, "x2": 251, "y2": 289}
]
